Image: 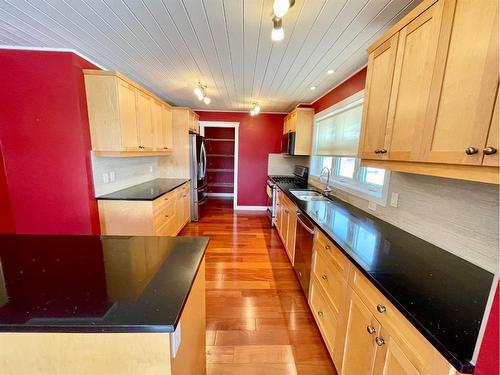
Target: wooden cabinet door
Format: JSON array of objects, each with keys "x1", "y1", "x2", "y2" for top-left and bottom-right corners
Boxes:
[
  {"x1": 342, "y1": 290, "x2": 380, "y2": 375},
  {"x1": 117, "y1": 81, "x2": 140, "y2": 150},
  {"x1": 151, "y1": 99, "x2": 163, "y2": 151},
  {"x1": 135, "y1": 91, "x2": 154, "y2": 149},
  {"x1": 387, "y1": 0, "x2": 453, "y2": 161},
  {"x1": 359, "y1": 34, "x2": 399, "y2": 160},
  {"x1": 373, "y1": 328, "x2": 420, "y2": 375},
  {"x1": 483, "y1": 87, "x2": 499, "y2": 167},
  {"x1": 422, "y1": 0, "x2": 499, "y2": 165},
  {"x1": 282, "y1": 206, "x2": 290, "y2": 252},
  {"x1": 286, "y1": 206, "x2": 297, "y2": 264},
  {"x1": 162, "y1": 105, "x2": 173, "y2": 150}
]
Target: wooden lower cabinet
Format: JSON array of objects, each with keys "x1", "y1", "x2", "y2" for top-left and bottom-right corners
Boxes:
[
  {"x1": 308, "y1": 229, "x2": 459, "y2": 375},
  {"x1": 98, "y1": 182, "x2": 191, "y2": 236},
  {"x1": 275, "y1": 188, "x2": 297, "y2": 264}
]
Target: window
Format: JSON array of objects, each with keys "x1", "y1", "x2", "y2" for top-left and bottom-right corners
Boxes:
[
  {"x1": 311, "y1": 156, "x2": 390, "y2": 205},
  {"x1": 311, "y1": 91, "x2": 390, "y2": 206}
]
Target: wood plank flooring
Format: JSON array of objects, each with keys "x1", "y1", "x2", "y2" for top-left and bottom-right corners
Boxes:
[{"x1": 180, "y1": 198, "x2": 337, "y2": 375}]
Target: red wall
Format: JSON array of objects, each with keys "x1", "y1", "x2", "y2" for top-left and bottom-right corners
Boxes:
[
  {"x1": 195, "y1": 112, "x2": 285, "y2": 206},
  {"x1": 303, "y1": 68, "x2": 367, "y2": 112},
  {"x1": 475, "y1": 284, "x2": 499, "y2": 375},
  {"x1": 0, "y1": 147, "x2": 15, "y2": 233},
  {"x1": 0, "y1": 50, "x2": 100, "y2": 234}
]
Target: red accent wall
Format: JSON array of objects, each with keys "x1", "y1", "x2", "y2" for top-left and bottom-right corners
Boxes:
[
  {"x1": 0, "y1": 147, "x2": 15, "y2": 233},
  {"x1": 475, "y1": 284, "x2": 499, "y2": 375},
  {"x1": 195, "y1": 112, "x2": 285, "y2": 206},
  {"x1": 303, "y1": 68, "x2": 367, "y2": 112},
  {"x1": 0, "y1": 50, "x2": 100, "y2": 234}
]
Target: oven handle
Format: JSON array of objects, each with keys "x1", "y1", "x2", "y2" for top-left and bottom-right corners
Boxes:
[{"x1": 296, "y1": 211, "x2": 315, "y2": 235}]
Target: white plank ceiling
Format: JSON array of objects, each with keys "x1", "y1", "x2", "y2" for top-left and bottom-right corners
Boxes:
[{"x1": 0, "y1": 0, "x2": 421, "y2": 112}]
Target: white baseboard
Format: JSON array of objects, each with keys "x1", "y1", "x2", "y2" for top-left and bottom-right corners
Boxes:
[
  {"x1": 207, "y1": 193, "x2": 234, "y2": 197},
  {"x1": 234, "y1": 205, "x2": 268, "y2": 211}
]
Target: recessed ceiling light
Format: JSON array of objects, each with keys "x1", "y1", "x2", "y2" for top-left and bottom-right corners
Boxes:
[
  {"x1": 310, "y1": 86, "x2": 317, "y2": 90},
  {"x1": 327, "y1": 69, "x2": 335, "y2": 75}
]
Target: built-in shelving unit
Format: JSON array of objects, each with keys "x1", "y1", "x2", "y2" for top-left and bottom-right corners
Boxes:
[{"x1": 205, "y1": 127, "x2": 235, "y2": 196}]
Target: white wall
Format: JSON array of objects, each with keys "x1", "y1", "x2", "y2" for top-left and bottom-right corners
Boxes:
[
  {"x1": 310, "y1": 172, "x2": 499, "y2": 273},
  {"x1": 91, "y1": 154, "x2": 161, "y2": 196}
]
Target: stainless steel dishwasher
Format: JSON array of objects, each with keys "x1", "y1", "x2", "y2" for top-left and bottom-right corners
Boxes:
[{"x1": 294, "y1": 210, "x2": 315, "y2": 296}]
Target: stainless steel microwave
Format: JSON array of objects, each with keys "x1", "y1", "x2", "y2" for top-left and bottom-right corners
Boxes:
[{"x1": 281, "y1": 132, "x2": 296, "y2": 155}]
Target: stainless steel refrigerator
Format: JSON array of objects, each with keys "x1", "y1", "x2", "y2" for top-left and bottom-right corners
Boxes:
[{"x1": 189, "y1": 133, "x2": 208, "y2": 221}]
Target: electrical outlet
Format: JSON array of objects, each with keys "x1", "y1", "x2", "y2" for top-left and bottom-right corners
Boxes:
[
  {"x1": 102, "y1": 172, "x2": 109, "y2": 184},
  {"x1": 149, "y1": 165, "x2": 154, "y2": 173},
  {"x1": 368, "y1": 201, "x2": 377, "y2": 211},
  {"x1": 109, "y1": 171, "x2": 116, "y2": 182},
  {"x1": 390, "y1": 192, "x2": 399, "y2": 208}
]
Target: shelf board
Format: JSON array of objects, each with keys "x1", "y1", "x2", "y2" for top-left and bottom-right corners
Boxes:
[
  {"x1": 206, "y1": 154, "x2": 234, "y2": 157},
  {"x1": 207, "y1": 182, "x2": 234, "y2": 187},
  {"x1": 205, "y1": 138, "x2": 235, "y2": 142},
  {"x1": 206, "y1": 169, "x2": 234, "y2": 172}
]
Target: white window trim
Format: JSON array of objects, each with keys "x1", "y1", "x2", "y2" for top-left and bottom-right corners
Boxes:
[{"x1": 310, "y1": 89, "x2": 391, "y2": 206}]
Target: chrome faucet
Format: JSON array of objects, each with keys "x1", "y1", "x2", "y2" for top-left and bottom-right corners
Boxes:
[{"x1": 320, "y1": 167, "x2": 332, "y2": 195}]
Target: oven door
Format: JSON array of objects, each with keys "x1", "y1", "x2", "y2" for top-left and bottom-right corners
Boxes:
[{"x1": 266, "y1": 180, "x2": 276, "y2": 227}]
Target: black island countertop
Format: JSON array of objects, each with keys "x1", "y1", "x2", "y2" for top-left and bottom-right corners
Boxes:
[
  {"x1": 96, "y1": 178, "x2": 189, "y2": 201},
  {"x1": 271, "y1": 178, "x2": 494, "y2": 374},
  {"x1": 0, "y1": 234, "x2": 208, "y2": 333}
]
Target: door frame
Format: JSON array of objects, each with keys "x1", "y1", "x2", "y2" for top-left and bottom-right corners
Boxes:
[{"x1": 199, "y1": 121, "x2": 240, "y2": 210}]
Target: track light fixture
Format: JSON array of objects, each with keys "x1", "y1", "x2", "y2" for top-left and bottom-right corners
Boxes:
[
  {"x1": 250, "y1": 103, "x2": 261, "y2": 116},
  {"x1": 271, "y1": 1, "x2": 294, "y2": 42},
  {"x1": 193, "y1": 82, "x2": 211, "y2": 105}
]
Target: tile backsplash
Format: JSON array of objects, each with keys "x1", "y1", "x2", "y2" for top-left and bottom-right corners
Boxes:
[
  {"x1": 91, "y1": 154, "x2": 160, "y2": 196},
  {"x1": 267, "y1": 153, "x2": 310, "y2": 176},
  {"x1": 310, "y1": 172, "x2": 499, "y2": 273}
]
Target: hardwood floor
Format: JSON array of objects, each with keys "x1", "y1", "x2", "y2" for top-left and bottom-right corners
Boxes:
[{"x1": 180, "y1": 198, "x2": 337, "y2": 375}]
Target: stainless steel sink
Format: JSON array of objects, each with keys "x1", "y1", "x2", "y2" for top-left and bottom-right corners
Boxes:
[{"x1": 289, "y1": 190, "x2": 329, "y2": 201}]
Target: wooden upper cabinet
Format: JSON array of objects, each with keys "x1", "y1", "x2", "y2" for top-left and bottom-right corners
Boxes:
[
  {"x1": 117, "y1": 81, "x2": 141, "y2": 151},
  {"x1": 84, "y1": 70, "x2": 174, "y2": 156},
  {"x1": 283, "y1": 108, "x2": 314, "y2": 155},
  {"x1": 483, "y1": 88, "x2": 499, "y2": 167},
  {"x1": 189, "y1": 111, "x2": 200, "y2": 134},
  {"x1": 135, "y1": 91, "x2": 154, "y2": 150},
  {"x1": 359, "y1": 34, "x2": 399, "y2": 160},
  {"x1": 422, "y1": 0, "x2": 499, "y2": 165},
  {"x1": 341, "y1": 289, "x2": 380, "y2": 375},
  {"x1": 386, "y1": 0, "x2": 453, "y2": 161}
]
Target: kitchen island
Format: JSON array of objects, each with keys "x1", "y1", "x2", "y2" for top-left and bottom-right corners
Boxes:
[{"x1": 0, "y1": 234, "x2": 208, "y2": 375}]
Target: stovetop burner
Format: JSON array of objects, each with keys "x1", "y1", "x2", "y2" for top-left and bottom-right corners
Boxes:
[{"x1": 270, "y1": 175, "x2": 308, "y2": 188}]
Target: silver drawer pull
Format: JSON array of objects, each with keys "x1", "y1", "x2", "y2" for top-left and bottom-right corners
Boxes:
[
  {"x1": 375, "y1": 337, "x2": 385, "y2": 346},
  {"x1": 367, "y1": 326, "x2": 376, "y2": 334},
  {"x1": 317, "y1": 311, "x2": 323, "y2": 317},
  {"x1": 321, "y1": 274, "x2": 328, "y2": 281},
  {"x1": 325, "y1": 245, "x2": 331, "y2": 250},
  {"x1": 376, "y1": 305, "x2": 387, "y2": 313}
]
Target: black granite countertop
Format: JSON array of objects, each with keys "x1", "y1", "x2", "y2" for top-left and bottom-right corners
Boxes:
[
  {"x1": 271, "y1": 178, "x2": 494, "y2": 374},
  {"x1": 0, "y1": 234, "x2": 208, "y2": 333},
  {"x1": 96, "y1": 178, "x2": 189, "y2": 201}
]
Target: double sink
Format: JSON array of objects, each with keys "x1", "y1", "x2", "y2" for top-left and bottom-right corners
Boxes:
[{"x1": 289, "y1": 190, "x2": 330, "y2": 202}]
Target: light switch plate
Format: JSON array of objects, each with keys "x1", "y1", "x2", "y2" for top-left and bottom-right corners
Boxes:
[
  {"x1": 109, "y1": 171, "x2": 116, "y2": 182},
  {"x1": 102, "y1": 173, "x2": 109, "y2": 184},
  {"x1": 390, "y1": 192, "x2": 399, "y2": 207},
  {"x1": 368, "y1": 201, "x2": 377, "y2": 211}
]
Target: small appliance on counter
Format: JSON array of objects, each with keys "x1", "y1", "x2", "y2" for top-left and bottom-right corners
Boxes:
[{"x1": 266, "y1": 165, "x2": 309, "y2": 226}]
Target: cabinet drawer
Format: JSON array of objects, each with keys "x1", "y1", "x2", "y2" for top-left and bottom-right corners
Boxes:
[
  {"x1": 349, "y1": 268, "x2": 436, "y2": 373},
  {"x1": 156, "y1": 214, "x2": 177, "y2": 236},
  {"x1": 314, "y1": 230, "x2": 350, "y2": 280},
  {"x1": 153, "y1": 198, "x2": 175, "y2": 230},
  {"x1": 309, "y1": 277, "x2": 338, "y2": 354},
  {"x1": 153, "y1": 190, "x2": 176, "y2": 212},
  {"x1": 312, "y1": 249, "x2": 348, "y2": 315}
]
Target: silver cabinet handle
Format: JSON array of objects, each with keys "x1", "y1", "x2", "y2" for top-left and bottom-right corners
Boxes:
[
  {"x1": 317, "y1": 311, "x2": 323, "y2": 317},
  {"x1": 378, "y1": 148, "x2": 387, "y2": 154},
  {"x1": 465, "y1": 147, "x2": 478, "y2": 155},
  {"x1": 375, "y1": 337, "x2": 385, "y2": 346},
  {"x1": 367, "y1": 326, "x2": 376, "y2": 334},
  {"x1": 377, "y1": 305, "x2": 387, "y2": 313},
  {"x1": 321, "y1": 274, "x2": 328, "y2": 281},
  {"x1": 483, "y1": 146, "x2": 497, "y2": 155},
  {"x1": 325, "y1": 245, "x2": 331, "y2": 250}
]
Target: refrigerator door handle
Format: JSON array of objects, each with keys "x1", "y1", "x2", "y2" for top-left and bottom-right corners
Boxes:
[{"x1": 200, "y1": 141, "x2": 207, "y2": 178}]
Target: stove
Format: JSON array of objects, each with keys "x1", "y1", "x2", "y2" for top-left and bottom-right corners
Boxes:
[{"x1": 266, "y1": 165, "x2": 309, "y2": 226}]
